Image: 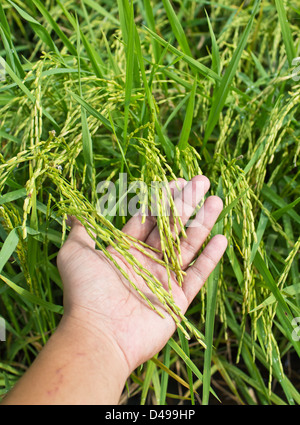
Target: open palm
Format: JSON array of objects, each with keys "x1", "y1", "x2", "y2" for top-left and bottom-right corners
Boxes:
[{"x1": 57, "y1": 175, "x2": 227, "y2": 376}]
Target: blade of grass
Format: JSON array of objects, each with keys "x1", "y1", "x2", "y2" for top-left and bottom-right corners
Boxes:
[
  {"x1": 202, "y1": 181, "x2": 223, "y2": 405},
  {"x1": 151, "y1": 352, "x2": 195, "y2": 393},
  {"x1": 256, "y1": 316, "x2": 295, "y2": 404},
  {"x1": 205, "y1": 9, "x2": 221, "y2": 77},
  {"x1": 250, "y1": 201, "x2": 272, "y2": 263},
  {"x1": 271, "y1": 197, "x2": 300, "y2": 222},
  {"x1": 178, "y1": 328, "x2": 195, "y2": 404},
  {"x1": 250, "y1": 284, "x2": 300, "y2": 313},
  {"x1": 0, "y1": 189, "x2": 26, "y2": 205},
  {"x1": 76, "y1": 16, "x2": 93, "y2": 183},
  {"x1": 216, "y1": 188, "x2": 249, "y2": 224},
  {"x1": 177, "y1": 78, "x2": 197, "y2": 151},
  {"x1": 283, "y1": 215, "x2": 300, "y2": 307},
  {"x1": 212, "y1": 355, "x2": 245, "y2": 404},
  {"x1": 226, "y1": 302, "x2": 278, "y2": 404},
  {"x1": 68, "y1": 90, "x2": 123, "y2": 138},
  {"x1": 56, "y1": 0, "x2": 76, "y2": 27},
  {"x1": 151, "y1": 358, "x2": 161, "y2": 404},
  {"x1": 0, "y1": 67, "x2": 93, "y2": 93},
  {"x1": 82, "y1": 0, "x2": 119, "y2": 25},
  {"x1": 0, "y1": 228, "x2": 19, "y2": 274},
  {"x1": 161, "y1": 0, "x2": 192, "y2": 56},
  {"x1": 168, "y1": 338, "x2": 220, "y2": 401},
  {"x1": 55, "y1": 0, "x2": 104, "y2": 78},
  {"x1": 119, "y1": 0, "x2": 135, "y2": 145},
  {"x1": 220, "y1": 348, "x2": 283, "y2": 404},
  {"x1": 101, "y1": 29, "x2": 122, "y2": 78},
  {"x1": 31, "y1": 0, "x2": 77, "y2": 56},
  {"x1": 261, "y1": 185, "x2": 300, "y2": 226},
  {"x1": 274, "y1": 0, "x2": 296, "y2": 66},
  {"x1": 108, "y1": 111, "x2": 132, "y2": 177},
  {"x1": 253, "y1": 251, "x2": 300, "y2": 357},
  {"x1": 81, "y1": 30, "x2": 104, "y2": 78},
  {"x1": 163, "y1": 94, "x2": 189, "y2": 131},
  {"x1": 142, "y1": 0, "x2": 161, "y2": 63},
  {"x1": 141, "y1": 359, "x2": 156, "y2": 405},
  {"x1": 250, "y1": 51, "x2": 268, "y2": 78},
  {"x1": 202, "y1": 0, "x2": 261, "y2": 150},
  {"x1": 118, "y1": 0, "x2": 140, "y2": 90},
  {"x1": 0, "y1": 57, "x2": 60, "y2": 132},
  {"x1": 144, "y1": 26, "x2": 220, "y2": 82},
  {"x1": 0, "y1": 130, "x2": 21, "y2": 145},
  {"x1": 158, "y1": 343, "x2": 171, "y2": 405},
  {"x1": 7, "y1": 0, "x2": 59, "y2": 55},
  {"x1": 0, "y1": 2, "x2": 10, "y2": 35},
  {"x1": 0, "y1": 2, "x2": 25, "y2": 78},
  {"x1": 0, "y1": 25, "x2": 24, "y2": 79},
  {"x1": 129, "y1": 10, "x2": 175, "y2": 160},
  {"x1": 0, "y1": 274, "x2": 63, "y2": 314}
]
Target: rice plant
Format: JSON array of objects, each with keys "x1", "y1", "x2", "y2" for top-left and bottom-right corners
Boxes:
[{"x1": 0, "y1": 0, "x2": 299, "y2": 404}]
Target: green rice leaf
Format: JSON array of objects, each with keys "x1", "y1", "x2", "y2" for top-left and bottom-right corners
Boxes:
[
  {"x1": 7, "y1": 0, "x2": 59, "y2": 54},
  {"x1": 161, "y1": 0, "x2": 192, "y2": 56},
  {"x1": 0, "y1": 228, "x2": 19, "y2": 274},
  {"x1": 178, "y1": 79, "x2": 197, "y2": 151},
  {"x1": 203, "y1": 0, "x2": 261, "y2": 148},
  {"x1": 168, "y1": 338, "x2": 220, "y2": 401},
  {"x1": 274, "y1": 0, "x2": 296, "y2": 66},
  {"x1": 69, "y1": 90, "x2": 123, "y2": 138},
  {"x1": 0, "y1": 274, "x2": 63, "y2": 314},
  {"x1": 144, "y1": 26, "x2": 220, "y2": 82},
  {"x1": 31, "y1": 0, "x2": 77, "y2": 56}
]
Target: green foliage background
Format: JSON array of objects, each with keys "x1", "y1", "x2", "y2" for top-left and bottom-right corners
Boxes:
[{"x1": 0, "y1": 0, "x2": 299, "y2": 404}]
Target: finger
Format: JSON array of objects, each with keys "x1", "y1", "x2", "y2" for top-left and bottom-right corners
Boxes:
[
  {"x1": 121, "y1": 210, "x2": 156, "y2": 242},
  {"x1": 65, "y1": 216, "x2": 96, "y2": 250},
  {"x1": 180, "y1": 196, "x2": 224, "y2": 270},
  {"x1": 121, "y1": 178, "x2": 187, "y2": 242},
  {"x1": 145, "y1": 175, "x2": 210, "y2": 252},
  {"x1": 168, "y1": 178, "x2": 188, "y2": 199},
  {"x1": 183, "y1": 234, "x2": 227, "y2": 304}
]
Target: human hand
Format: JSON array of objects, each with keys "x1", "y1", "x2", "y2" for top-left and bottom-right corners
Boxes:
[{"x1": 57, "y1": 175, "x2": 227, "y2": 378}]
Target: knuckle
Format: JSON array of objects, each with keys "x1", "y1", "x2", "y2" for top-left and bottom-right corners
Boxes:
[
  {"x1": 202, "y1": 250, "x2": 218, "y2": 267},
  {"x1": 191, "y1": 266, "x2": 206, "y2": 283},
  {"x1": 181, "y1": 237, "x2": 196, "y2": 255}
]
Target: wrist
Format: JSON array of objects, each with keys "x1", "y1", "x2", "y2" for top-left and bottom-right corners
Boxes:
[
  {"x1": 2, "y1": 313, "x2": 129, "y2": 405},
  {"x1": 56, "y1": 313, "x2": 130, "y2": 401}
]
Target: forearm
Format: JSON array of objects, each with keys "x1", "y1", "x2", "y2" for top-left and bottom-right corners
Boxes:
[{"x1": 1, "y1": 316, "x2": 128, "y2": 405}]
